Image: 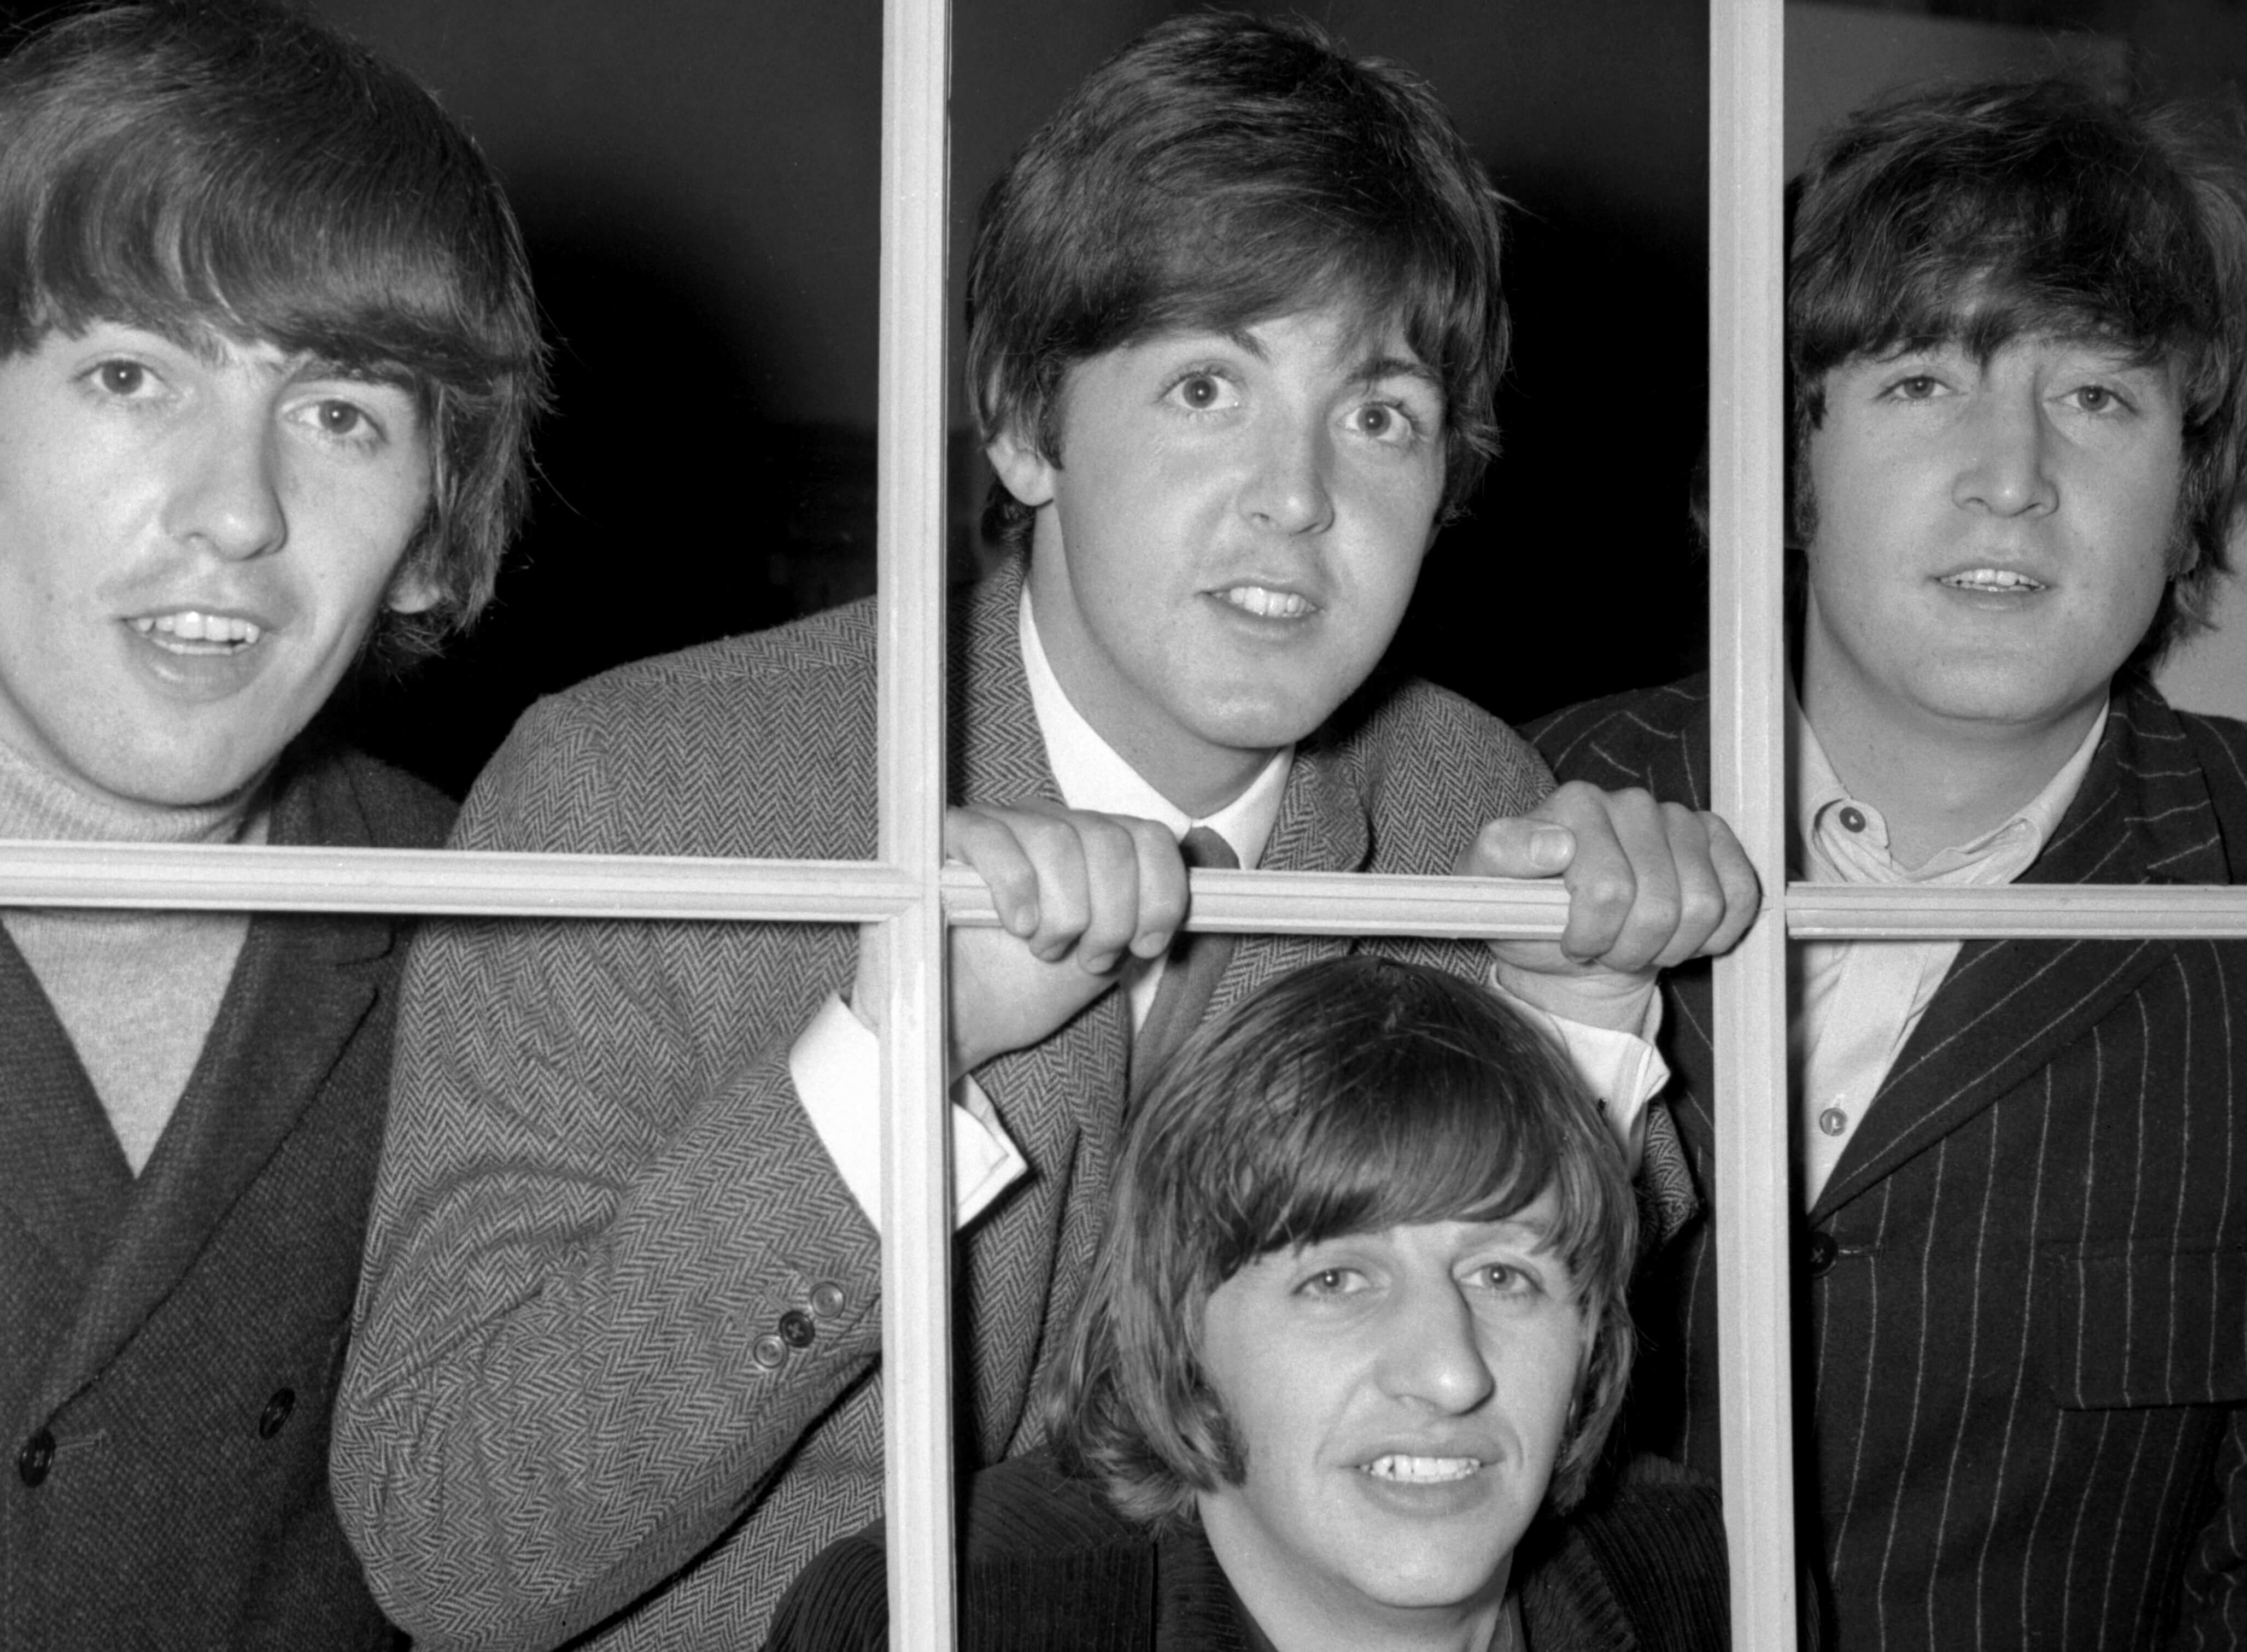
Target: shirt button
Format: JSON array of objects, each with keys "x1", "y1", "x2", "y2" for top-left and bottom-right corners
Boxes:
[
  {"x1": 779, "y1": 1309, "x2": 816, "y2": 1349},
  {"x1": 1838, "y1": 806, "x2": 1867, "y2": 833},
  {"x1": 1807, "y1": 1232, "x2": 1839, "y2": 1277},
  {"x1": 752, "y1": 1334, "x2": 787, "y2": 1369},
  {"x1": 17, "y1": 1429, "x2": 54, "y2": 1488},
  {"x1": 257, "y1": 1389, "x2": 296, "y2": 1439},
  {"x1": 1818, "y1": 1106, "x2": 1850, "y2": 1137},
  {"x1": 810, "y1": 1282, "x2": 846, "y2": 1319}
]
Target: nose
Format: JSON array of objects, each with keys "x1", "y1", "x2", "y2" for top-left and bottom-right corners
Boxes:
[
  {"x1": 162, "y1": 400, "x2": 287, "y2": 561},
  {"x1": 1952, "y1": 382, "x2": 2058, "y2": 518},
  {"x1": 1376, "y1": 1277, "x2": 1496, "y2": 1414},
  {"x1": 1238, "y1": 412, "x2": 1335, "y2": 536}
]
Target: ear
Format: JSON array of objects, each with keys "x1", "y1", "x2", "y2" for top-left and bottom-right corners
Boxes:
[{"x1": 986, "y1": 420, "x2": 1059, "y2": 510}]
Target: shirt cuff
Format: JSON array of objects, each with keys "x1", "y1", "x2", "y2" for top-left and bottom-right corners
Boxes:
[
  {"x1": 788, "y1": 992, "x2": 1031, "y2": 1236},
  {"x1": 1487, "y1": 973, "x2": 1667, "y2": 1172}
]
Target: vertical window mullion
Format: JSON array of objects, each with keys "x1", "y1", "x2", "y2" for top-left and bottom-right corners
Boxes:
[
  {"x1": 876, "y1": 0, "x2": 956, "y2": 1645},
  {"x1": 1708, "y1": 2, "x2": 1798, "y2": 1647}
]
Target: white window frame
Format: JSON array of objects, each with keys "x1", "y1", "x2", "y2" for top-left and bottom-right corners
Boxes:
[{"x1": 4, "y1": 3, "x2": 2244, "y2": 1648}]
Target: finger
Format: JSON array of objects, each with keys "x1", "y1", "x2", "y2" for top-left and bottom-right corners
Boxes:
[
  {"x1": 1528, "y1": 783, "x2": 1650, "y2": 964},
  {"x1": 1126, "y1": 819, "x2": 1190, "y2": 959},
  {"x1": 1067, "y1": 813, "x2": 1146, "y2": 975},
  {"x1": 1455, "y1": 815, "x2": 1576, "y2": 880},
  {"x1": 1701, "y1": 811, "x2": 1764, "y2": 955},
  {"x1": 1649, "y1": 802, "x2": 1725, "y2": 970},
  {"x1": 1009, "y1": 812, "x2": 1093, "y2": 963},
  {"x1": 943, "y1": 806, "x2": 1042, "y2": 938},
  {"x1": 1583, "y1": 790, "x2": 1685, "y2": 971}
]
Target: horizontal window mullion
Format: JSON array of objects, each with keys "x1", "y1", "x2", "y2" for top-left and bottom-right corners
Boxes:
[
  {"x1": 0, "y1": 842, "x2": 923, "y2": 920},
  {"x1": 1787, "y1": 882, "x2": 2247, "y2": 939}
]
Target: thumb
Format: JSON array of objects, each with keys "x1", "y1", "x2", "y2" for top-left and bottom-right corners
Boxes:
[{"x1": 1460, "y1": 816, "x2": 1577, "y2": 879}]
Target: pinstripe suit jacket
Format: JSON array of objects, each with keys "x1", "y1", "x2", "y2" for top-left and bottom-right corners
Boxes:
[
  {"x1": 1532, "y1": 673, "x2": 2247, "y2": 1652},
  {"x1": 333, "y1": 561, "x2": 1548, "y2": 1651},
  {"x1": 0, "y1": 744, "x2": 450, "y2": 1652}
]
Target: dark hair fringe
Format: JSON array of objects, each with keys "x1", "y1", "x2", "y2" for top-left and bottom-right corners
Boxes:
[
  {"x1": 1043, "y1": 957, "x2": 1637, "y2": 1527},
  {"x1": 964, "y1": 11, "x2": 1508, "y2": 555},
  {"x1": 1787, "y1": 77, "x2": 2247, "y2": 669},
  {"x1": 0, "y1": 0, "x2": 548, "y2": 663}
]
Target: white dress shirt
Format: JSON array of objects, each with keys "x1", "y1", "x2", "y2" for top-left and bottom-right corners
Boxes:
[{"x1": 1792, "y1": 688, "x2": 2105, "y2": 1203}]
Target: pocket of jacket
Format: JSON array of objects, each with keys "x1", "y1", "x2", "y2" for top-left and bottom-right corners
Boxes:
[{"x1": 2038, "y1": 1240, "x2": 2247, "y2": 1408}]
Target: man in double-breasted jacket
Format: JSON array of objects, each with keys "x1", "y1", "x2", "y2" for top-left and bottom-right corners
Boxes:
[
  {"x1": 0, "y1": 5, "x2": 546, "y2": 1647},
  {"x1": 1534, "y1": 79, "x2": 2247, "y2": 1650},
  {"x1": 331, "y1": 16, "x2": 1758, "y2": 1650}
]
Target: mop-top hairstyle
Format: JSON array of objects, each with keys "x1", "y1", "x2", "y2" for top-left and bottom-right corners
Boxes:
[
  {"x1": 965, "y1": 10, "x2": 1509, "y2": 552},
  {"x1": 1790, "y1": 78, "x2": 2247, "y2": 668},
  {"x1": 1044, "y1": 956, "x2": 1636, "y2": 1524},
  {"x1": 0, "y1": 0, "x2": 547, "y2": 661}
]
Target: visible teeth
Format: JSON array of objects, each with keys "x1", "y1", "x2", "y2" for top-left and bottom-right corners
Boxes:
[
  {"x1": 1363, "y1": 1454, "x2": 1481, "y2": 1484},
  {"x1": 1220, "y1": 585, "x2": 1313, "y2": 619},
  {"x1": 130, "y1": 611, "x2": 262, "y2": 647},
  {"x1": 1943, "y1": 568, "x2": 2043, "y2": 591}
]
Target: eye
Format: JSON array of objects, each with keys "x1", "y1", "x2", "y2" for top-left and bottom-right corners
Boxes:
[
  {"x1": 1165, "y1": 369, "x2": 1237, "y2": 414},
  {"x1": 1298, "y1": 1266, "x2": 1367, "y2": 1298},
  {"x1": 90, "y1": 360, "x2": 151, "y2": 397},
  {"x1": 317, "y1": 400, "x2": 369, "y2": 437},
  {"x1": 2068, "y1": 384, "x2": 2126, "y2": 414},
  {"x1": 1351, "y1": 401, "x2": 1416, "y2": 443},
  {"x1": 1888, "y1": 373, "x2": 1942, "y2": 401},
  {"x1": 1466, "y1": 1259, "x2": 1545, "y2": 1300}
]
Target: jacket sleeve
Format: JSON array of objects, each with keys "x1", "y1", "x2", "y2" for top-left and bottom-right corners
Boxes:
[
  {"x1": 330, "y1": 694, "x2": 885, "y2": 1651},
  {"x1": 2172, "y1": 1360, "x2": 2247, "y2": 1644}
]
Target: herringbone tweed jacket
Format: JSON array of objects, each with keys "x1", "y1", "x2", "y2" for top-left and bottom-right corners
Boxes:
[
  {"x1": 332, "y1": 561, "x2": 1559, "y2": 1651},
  {"x1": 0, "y1": 743, "x2": 452, "y2": 1652},
  {"x1": 1532, "y1": 673, "x2": 2247, "y2": 1652}
]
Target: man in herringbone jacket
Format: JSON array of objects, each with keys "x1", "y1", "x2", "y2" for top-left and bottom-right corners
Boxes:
[
  {"x1": 1535, "y1": 80, "x2": 2247, "y2": 1649},
  {"x1": 332, "y1": 16, "x2": 1756, "y2": 1651}
]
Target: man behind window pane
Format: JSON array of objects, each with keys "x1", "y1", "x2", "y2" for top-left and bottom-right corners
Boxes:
[
  {"x1": 0, "y1": 2, "x2": 544, "y2": 1647},
  {"x1": 1536, "y1": 78, "x2": 2247, "y2": 1651}
]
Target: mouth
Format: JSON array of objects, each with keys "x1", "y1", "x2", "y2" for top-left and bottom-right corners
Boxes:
[
  {"x1": 1939, "y1": 567, "x2": 2046, "y2": 594},
  {"x1": 1213, "y1": 583, "x2": 1318, "y2": 620},
  {"x1": 1359, "y1": 1454, "x2": 1483, "y2": 1485},
  {"x1": 128, "y1": 610, "x2": 265, "y2": 654}
]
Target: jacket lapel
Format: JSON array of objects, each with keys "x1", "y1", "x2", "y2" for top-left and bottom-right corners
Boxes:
[
  {"x1": 952, "y1": 558, "x2": 1061, "y2": 810},
  {"x1": 36, "y1": 759, "x2": 399, "y2": 1411},
  {"x1": 1814, "y1": 681, "x2": 2222, "y2": 1215}
]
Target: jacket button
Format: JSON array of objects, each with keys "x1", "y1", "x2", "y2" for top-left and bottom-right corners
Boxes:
[
  {"x1": 779, "y1": 1309, "x2": 816, "y2": 1349},
  {"x1": 752, "y1": 1334, "x2": 787, "y2": 1369},
  {"x1": 257, "y1": 1389, "x2": 296, "y2": 1439},
  {"x1": 1807, "y1": 1231, "x2": 1839, "y2": 1277},
  {"x1": 17, "y1": 1428, "x2": 53, "y2": 1487},
  {"x1": 810, "y1": 1282, "x2": 846, "y2": 1319}
]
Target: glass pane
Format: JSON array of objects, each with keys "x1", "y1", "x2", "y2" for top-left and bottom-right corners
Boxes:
[{"x1": 258, "y1": 1, "x2": 891, "y2": 812}]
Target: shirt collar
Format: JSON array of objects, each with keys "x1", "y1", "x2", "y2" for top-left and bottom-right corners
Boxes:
[
  {"x1": 1789, "y1": 677, "x2": 2106, "y2": 886},
  {"x1": 1019, "y1": 587, "x2": 1291, "y2": 870}
]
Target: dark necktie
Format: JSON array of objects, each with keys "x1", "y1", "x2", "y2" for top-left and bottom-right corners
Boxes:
[{"x1": 1130, "y1": 825, "x2": 1239, "y2": 1108}]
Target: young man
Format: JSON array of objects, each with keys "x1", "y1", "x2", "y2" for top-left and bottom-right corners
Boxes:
[
  {"x1": 0, "y1": 3, "x2": 544, "y2": 1648},
  {"x1": 767, "y1": 957, "x2": 1729, "y2": 1652},
  {"x1": 333, "y1": 15, "x2": 1753, "y2": 1648},
  {"x1": 1535, "y1": 79, "x2": 2247, "y2": 1650}
]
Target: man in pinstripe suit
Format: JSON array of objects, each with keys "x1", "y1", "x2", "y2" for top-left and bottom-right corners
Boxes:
[
  {"x1": 332, "y1": 16, "x2": 1754, "y2": 1650},
  {"x1": 1536, "y1": 80, "x2": 2247, "y2": 1649}
]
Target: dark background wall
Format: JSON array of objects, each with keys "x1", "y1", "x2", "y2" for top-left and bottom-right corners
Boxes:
[{"x1": 2, "y1": 1, "x2": 2239, "y2": 794}]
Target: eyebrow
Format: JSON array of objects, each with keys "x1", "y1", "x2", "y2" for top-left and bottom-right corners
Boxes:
[{"x1": 1354, "y1": 353, "x2": 1443, "y2": 394}]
